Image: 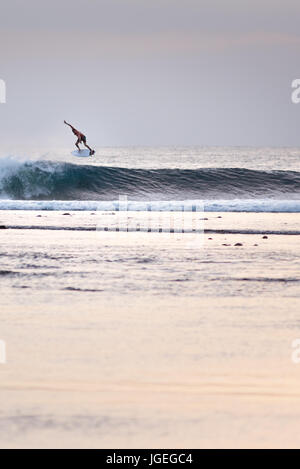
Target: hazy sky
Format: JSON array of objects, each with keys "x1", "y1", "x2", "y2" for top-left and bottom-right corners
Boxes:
[{"x1": 1, "y1": 0, "x2": 300, "y2": 146}]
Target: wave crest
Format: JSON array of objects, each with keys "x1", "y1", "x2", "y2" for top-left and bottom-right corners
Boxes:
[{"x1": 0, "y1": 158, "x2": 299, "y2": 201}]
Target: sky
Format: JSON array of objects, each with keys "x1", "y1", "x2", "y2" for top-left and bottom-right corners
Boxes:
[{"x1": 1, "y1": 0, "x2": 300, "y2": 147}]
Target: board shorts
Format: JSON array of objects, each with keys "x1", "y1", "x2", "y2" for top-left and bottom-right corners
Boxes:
[{"x1": 81, "y1": 135, "x2": 87, "y2": 144}]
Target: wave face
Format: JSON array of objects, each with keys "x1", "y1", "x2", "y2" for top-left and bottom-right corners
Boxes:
[{"x1": 0, "y1": 160, "x2": 300, "y2": 202}]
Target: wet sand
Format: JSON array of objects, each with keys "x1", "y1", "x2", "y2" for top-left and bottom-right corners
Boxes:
[{"x1": 0, "y1": 211, "x2": 299, "y2": 448}]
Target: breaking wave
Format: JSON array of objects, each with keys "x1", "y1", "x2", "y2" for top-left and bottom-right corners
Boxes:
[{"x1": 0, "y1": 158, "x2": 299, "y2": 202}]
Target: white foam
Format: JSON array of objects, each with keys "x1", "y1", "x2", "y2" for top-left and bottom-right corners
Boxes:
[
  {"x1": 0, "y1": 199, "x2": 299, "y2": 212},
  {"x1": 0, "y1": 155, "x2": 24, "y2": 177}
]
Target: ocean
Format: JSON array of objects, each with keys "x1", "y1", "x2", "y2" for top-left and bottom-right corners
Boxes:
[
  {"x1": 0, "y1": 146, "x2": 299, "y2": 211},
  {"x1": 0, "y1": 147, "x2": 300, "y2": 448}
]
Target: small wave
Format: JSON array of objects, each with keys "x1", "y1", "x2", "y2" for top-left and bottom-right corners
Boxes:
[
  {"x1": 63, "y1": 287, "x2": 104, "y2": 292},
  {"x1": 226, "y1": 277, "x2": 300, "y2": 283},
  {"x1": 0, "y1": 199, "x2": 299, "y2": 212},
  {"x1": 0, "y1": 270, "x2": 17, "y2": 276}
]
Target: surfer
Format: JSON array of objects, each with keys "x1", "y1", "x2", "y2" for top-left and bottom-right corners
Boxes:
[{"x1": 64, "y1": 121, "x2": 95, "y2": 155}]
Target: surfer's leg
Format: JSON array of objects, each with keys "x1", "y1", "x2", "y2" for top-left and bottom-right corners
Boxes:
[
  {"x1": 82, "y1": 138, "x2": 94, "y2": 154},
  {"x1": 75, "y1": 138, "x2": 81, "y2": 151},
  {"x1": 83, "y1": 141, "x2": 93, "y2": 152}
]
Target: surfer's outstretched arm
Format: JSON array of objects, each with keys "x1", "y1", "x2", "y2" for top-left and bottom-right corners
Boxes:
[
  {"x1": 64, "y1": 120, "x2": 81, "y2": 137},
  {"x1": 64, "y1": 120, "x2": 75, "y2": 130}
]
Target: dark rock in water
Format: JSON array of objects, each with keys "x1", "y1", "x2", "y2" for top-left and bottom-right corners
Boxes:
[
  {"x1": 63, "y1": 213, "x2": 71, "y2": 216},
  {"x1": 234, "y1": 243, "x2": 243, "y2": 246},
  {"x1": 0, "y1": 225, "x2": 7, "y2": 229},
  {"x1": 262, "y1": 235, "x2": 268, "y2": 239},
  {"x1": 208, "y1": 237, "x2": 213, "y2": 240},
  {"x1": 36, "y1": 215, "x2": 42, "y2": 217},
  {"x1": 217, "y1": 216, "x2": 222, "y2": 218},
  {"x1": 254, "y1": 244, "x2": 258, "y2": 246},
  {"x1": 222, "y1": 243, "x2": 231, "y2": 246}
]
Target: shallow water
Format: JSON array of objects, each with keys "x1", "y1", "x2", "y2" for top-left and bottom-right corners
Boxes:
[{"x1": 0, "y1": 213, "x2": 300, "y2": 448}]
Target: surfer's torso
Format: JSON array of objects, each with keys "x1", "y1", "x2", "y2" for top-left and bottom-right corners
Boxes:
[{"x1": 72, "y1": 129, "x2": 86, "y2": 143}]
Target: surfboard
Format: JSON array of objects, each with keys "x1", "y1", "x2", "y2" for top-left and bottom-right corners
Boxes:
[{"x1": 71, "y1": 149, "x2": 94, "y2": 157}]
